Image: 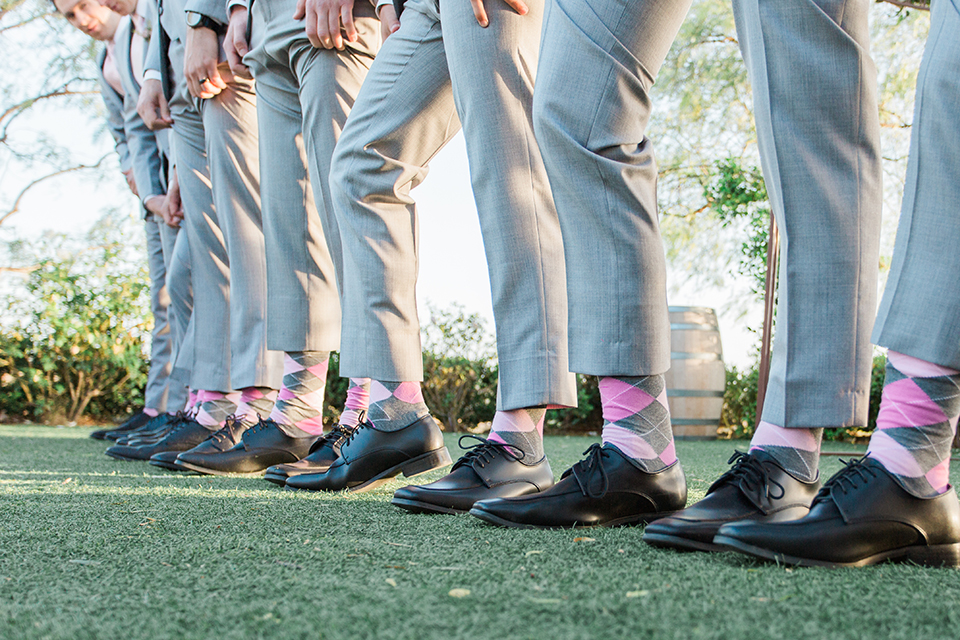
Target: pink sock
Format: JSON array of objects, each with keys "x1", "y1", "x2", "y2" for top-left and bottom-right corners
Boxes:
[
  {"x1": 143, "y1": 408, "x2": 160, "y2": 418},
  {"x1": 867, "y1": 351, "x2": 960, "y2": 497},
  {"x1": 488, "y1": 408, "x2": 546, "y2": 462},
  {"x1": 235, "y1": 387, "x2": 278, "y2": 427},
  {"x1": 599, "y1": 375, "x2": 676, "y2": 472},
  {"x1": 195, "y1": 390, "x2": 241, "y2": 429},
  {"x1": 340, "y1": 378, "x2": 371, "y2": 428}
]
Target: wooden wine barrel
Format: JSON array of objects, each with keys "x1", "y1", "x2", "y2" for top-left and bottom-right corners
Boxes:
[{"x1": 665, "y1": 306, "x2": 725, "y2": 440}]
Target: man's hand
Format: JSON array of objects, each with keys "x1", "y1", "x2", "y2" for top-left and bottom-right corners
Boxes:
[
  {"x1": 293, "y1": 0, "x2": 357, "y2": 50},
  {"x1": 161, "y1": 168, "x2": 184, "y2": 228},
  {"x1": 379, "y1": 3, "x2": 399, "y2": 41},
  {"x1": 470, "y1": 0, "x2": 527, "y2": 27},
  {"x1": 225, "y1": 6, "x2": 252, "y2": 78},
  {"x1": 137, "y1": 79, "x2": 173, "y2": 130},
  {"x1": 123, "y1": 169, "x2": 139, "y2": 196},
  {"x1": 185, "y1": 25, "x2": 228, "y2": 98},
  {"x1": 144, "y1": 195, "x2": 165, "y2": 217}
]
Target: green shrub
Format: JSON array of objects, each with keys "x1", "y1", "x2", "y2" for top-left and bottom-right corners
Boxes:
[{"x1": 0, "y1": 231, "x2": 151, "y2": 423}]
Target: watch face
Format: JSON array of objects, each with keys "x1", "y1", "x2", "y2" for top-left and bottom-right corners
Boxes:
[{"x1": 185, "y1": 11, "x2": 201, "y2": 27}]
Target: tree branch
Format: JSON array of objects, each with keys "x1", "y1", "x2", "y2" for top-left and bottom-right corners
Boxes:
[
  {"x1": 0, "y1": 154, "x2": 111, "y2": 227},
  {"x1": 878, "y1": 0, "x2": 930, "y2": 10},
  {"x1": 1, "y1": 83, "x2": 97, "y2": 143}
]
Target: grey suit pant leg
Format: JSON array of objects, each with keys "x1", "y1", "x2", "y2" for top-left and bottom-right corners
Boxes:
[
  {"x1": 171, "y1": 106, "x2": 232, "y2": 391},
  {"x1": 873, "y1": 0, "x2": 960, "y2": 369},
  {"x1": 733, "y1": 0, "x2": 882, "y2": 428},
  {"x1": 331, "y1": 0, "x2": 575, "y2": 408},
  {"x1": 144, "y1": 216, "x2": 174, "y2": 411},
  {"x1": 199, "y1": 74, "x2": 283, "y2": 390},
  {"x1": 160, "y1": 221, "x2": 192, "y2": 406},
  {"x1": 533, "y1": 0, "x2": 691, "y2": 377},
  {"x1": 245, "y1": 0, "x2": 378, "y2": 352}
]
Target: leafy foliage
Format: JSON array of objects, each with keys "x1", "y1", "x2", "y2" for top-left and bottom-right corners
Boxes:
[
  {"x1": 0, "y1": 217, "x2": 151, "y2": 423},
  {"x1": 704, "y1": 158, "x2": 770, "y2": 298}
]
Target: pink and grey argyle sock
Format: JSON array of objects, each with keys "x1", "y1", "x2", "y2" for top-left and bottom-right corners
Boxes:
[
  {"x1": 488, "y1": 408, "x2": 546, "y2": 462},
  {"x1": 599, "y1": 375, "x2": 676, "y2": 473},
  {"x1": 195, "y1": 390, "x2": 241, "y2": 431},
  {"x1": 269, "y1": 351, "x2": 330, "y2": 437},
  {"x1": 183, "y1": 389, "x2": 199, "y2": 414},
  {"x1": 749, "y1": 422, "x2": 822, "y2": 482},
  {"x1": 234, "y1": 386, "x2": 278, "y2": 427},
  {"x1": 367, "y1": 381, "x2": 429, "y2": 432},
  {"x1": 867, "y1": 351, "x2": 960, "y2": 498},
  {"x1": 144, "y1": 407, "x2": 160, "y2": 418},
  {"x1": 340, "y1": 378, "x2": 371, "y2": 428}
]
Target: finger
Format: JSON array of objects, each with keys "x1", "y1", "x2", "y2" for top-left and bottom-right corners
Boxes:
[
  {"x1": 502, "y1": 0, "x2": 527, "y2": 14},
  {"x1": 305, "y1": 4, "x2": 322, "y2": 47},
  {"x1": 341, "y1": 4, "x2": 357, "y2": 43},
  {"x1": 470, "y1": 0, "x2": 488, "y2": 27},
  {"x1": 158, "y1": 98, "x2": 173, "y2": 126},
  {"x1": 327, "y1": 7, "x2": 342, "y2": 49},
  {"x1": 207, "y1": 66, "x2": 228, "y2": 91},
  {"x1": 293, "y1": 0, "x2": 306, "y2": 19}
]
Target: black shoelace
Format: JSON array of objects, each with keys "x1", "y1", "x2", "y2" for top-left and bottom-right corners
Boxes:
[
  {"x1": 210, "y1": 415, "x2": 245, "y2": 446},
  {"x1": 314, "y1": 422, "x2": 359, "y2": 452},
  {"x1": 710, "y1": 450, "x2": 786, "y2": 501},
  {"x1": 564, "y1": 443, "x2": 610, "y2": 499},
  {"x1": 452, "y1": 435, "x2": 525, "y2": 471},
  {"x1": 812, "y1": 457, "x2": 877, "y2": 504}
]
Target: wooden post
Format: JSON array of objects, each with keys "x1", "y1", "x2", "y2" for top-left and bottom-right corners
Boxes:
[{"x1": 755, "y1": 215, "x2": 780, "y2": 428}]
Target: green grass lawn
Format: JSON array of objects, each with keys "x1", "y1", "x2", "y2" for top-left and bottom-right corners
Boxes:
[{"x1": 2, "y1": 425, "x2": 959, "y2": 640}]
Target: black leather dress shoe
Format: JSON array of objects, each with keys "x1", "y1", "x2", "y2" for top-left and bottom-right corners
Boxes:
[
  {"x1": 392, "y1": 435, "x2": 554, "y2": 515},
  {"x1": 101, "y1": 413, "x2": 175, "y2": 443},
  {"x1": 149, "y1": 418, "x2": 249, "y2": 471},
  {"x1": 284, "y1": 415, "x2": 452, "y2": 493},
  {"x1": 263, "y1": 423, "x2": 358, "y2": 486},
  {"x1": 115, "y1": 413, "x2": 185, "y2": 446},
  {"x1": 105, "y1": 418, "x2": 214, "y2": 461},
  {"x1": 469, "y1": 443, "x2": 686, "y2": 528},
  {"x1": 91, "y1": 411, "x2": 154, "y2": 440},
  {"x1": 642, "y1": 450, "x2": 820, "y2": 552},
  {"x1": 174, "y1": 418, "x2": 319, "y2": 475},
  {"x1": 714, "y1": 457, "x2": 960, "y2": 568}
]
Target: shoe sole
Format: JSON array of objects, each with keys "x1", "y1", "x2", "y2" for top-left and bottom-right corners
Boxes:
[
  {"x1": 148, "y1": 459, "x2": 186, "y2": 472},
  {"x1": 714, "y1": 535, "x2": 960, "y2": 569},
  {"x1": 263, "y1": 472, "x2": 288, "y2": 486},
  {"x1": 642, "y1": 532, "x2": 726, "y2": 553},
  {"x1": 174, "y1": 459, "x2": 267, "y2": 477},
  {"x1": 469, "y1": 506, "x2": 679, "y2": 530},
  {"x1": 348, "y1": 447, "x2": 453, "y2": 494},
  {"x1": 391, "y1": 497, "x2": 466, "y2": 516}
]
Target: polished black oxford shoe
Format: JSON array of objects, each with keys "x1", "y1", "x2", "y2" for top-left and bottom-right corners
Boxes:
[
  {"x1": 105, "y1": 417, "x2": 214, "y2": 461},
  {"x1": 392, "y1": 435, "x2": 554, "y2": 515},
  {"x1": 91, "y1": 410, "x2": 154, "y2": 440},
  {"x1": 115, "y1": 413, "x2": 185, "y2": 446},
  {"x1": 642, "y1": 450, "x2": 821, "y2": 552},
  {"x1": 263, "y1": 423, "x2": 358, "y2": 486},
  {"x1": 175, "y1": 418, "x2": 318, "y2": 475},
  {"x1": 469, "y1": 443, "x2": 686, "y2": 528},
  {"x1": 284, "y1": 415, "x2": 452, "y2": 493},
  {"x1": 714, "y1": 457, "x2": 960, "y2": 568},
  {"x1": 149, "y1": 417, "x2": 248, "y2": 471}
]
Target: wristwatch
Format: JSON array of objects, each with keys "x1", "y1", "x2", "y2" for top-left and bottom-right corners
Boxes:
[{"x1": 185, "y1": 11, "x2": 224, "y2": 32}]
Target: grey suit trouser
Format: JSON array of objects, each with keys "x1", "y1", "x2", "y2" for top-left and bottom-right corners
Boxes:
[
  {"x1": 169, "y1": 44, "x2": 282, "y2": 391},
  {"x1": 144, "y1": 216, "x2": 176, "y2": 411},
  {"x1": 160, "y1": 220, "x2": 194, "y2": 403},
  {"x1": 330, "y1": 0, "x2": 577, "y2": 410},
  {"x1": 533, "y1": 0, "x2": 881, "y2": 428},
  {"x1": 244, "y1": 0, "x2": 379, "y2": 352},
  {"x1": 874, "y1": 0, "x2": 960, "y2": 369}
]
